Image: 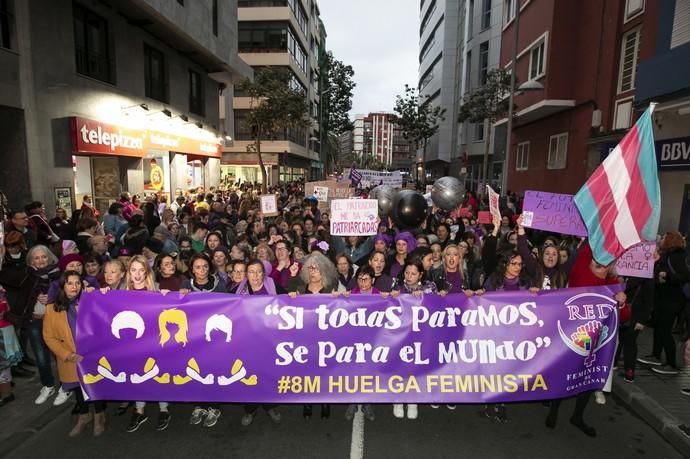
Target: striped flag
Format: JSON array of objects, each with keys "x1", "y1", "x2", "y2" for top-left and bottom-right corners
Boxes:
[
  {"x1": 349, "y1": 166, "x2": 362, "y2": 187},
  {"x1": 574, "y1": 105, "x2": 660, "y2": 265}
]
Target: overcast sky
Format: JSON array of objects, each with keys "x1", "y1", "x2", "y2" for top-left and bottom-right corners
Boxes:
[{"x1": 318, "y1": 0, "x2": 420, "y2": 118}]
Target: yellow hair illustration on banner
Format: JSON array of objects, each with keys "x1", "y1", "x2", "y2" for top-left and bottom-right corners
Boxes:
[{"x1": 158, "y1": 308, "x2": 189, "y2": 347}]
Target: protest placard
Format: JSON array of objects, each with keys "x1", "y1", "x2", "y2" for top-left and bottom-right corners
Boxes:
[
  {"x1": 521, "y1": 190, "x2": 588, "y2": 237},
  {"x1": 305, "y1": 181, "x2": 354, "y2": 212},
  {"x1": 330, "y1": 199, "x2": 379, "y2": 236},
  {"x1": 478, "y1": 211, "x2": 492, "y2": 224},
  {"x1": 343, "y1": 168, "x2": 403, "y2": 187},
  {"x1": 487, "y1": 185, "x2": 501, "y2": 220},
  {"x1": 313, "y1": 186, "x2": 329, "y2": 202},
  {"x1": 615, "y1": 241, "x2": 656, "y2": 278},
  {"x1": 260, "y1": 194, "x2": 279, "y2": 217}
]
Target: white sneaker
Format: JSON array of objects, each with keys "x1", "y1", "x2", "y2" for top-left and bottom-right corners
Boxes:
[
  {"x1": 406, "y1": 404, "x2": 418, "y2": 420},
  {"x1": 35, "y1": 386, "x2": 56, "y2": 405},
  {"x1": 393, "y1": 404, "x2": 404, "y2": 418},
  {"x1": 53, "y1": 387, "x2": 72, "y2": 406},
  {"x1": 594, "y1": 391, "x2": 606, "y2": 405}
]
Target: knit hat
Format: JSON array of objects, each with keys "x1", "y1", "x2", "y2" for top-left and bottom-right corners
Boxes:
[
  {"x1": 59, "y1": 253, "x2": 84, "y2": 271},
  {"x1": 61, "y1": 240, "x2": 78, "y2": 255},
  {"x1": 374, "y1": 233, "x2": 392, "y2": 249},
  {"x1": 394, "y1": 231, "x2": 417, "y2": 253}
]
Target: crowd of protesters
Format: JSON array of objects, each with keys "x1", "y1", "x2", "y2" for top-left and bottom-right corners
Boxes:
[{"x1": 0, "y1": 180, "x2": 689, "y2": 439}]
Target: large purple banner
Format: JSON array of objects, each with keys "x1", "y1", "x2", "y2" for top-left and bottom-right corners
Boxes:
[{"x1": 76, "y1": 286, "x2": 620, "y2": 403}]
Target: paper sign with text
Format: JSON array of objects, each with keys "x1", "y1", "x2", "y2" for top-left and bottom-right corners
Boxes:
[
  {"x1": 487, "y1": 185, "x2": 501, "y2": 220},
  {"x1": 313, "y1": 186, "x2": 329, "y2": 202},
  {"x1": 615, "y1": 241, "x2": 657, "y2": 278},
  {"x1": 330, "y1": 199, "x2": 379, "y2": 236},
  {"x1": 521, "y1": 190, "x2": 588, "y2": 237},
  {"x1": 260, "y1": 194, "x2": 279, "y2": 217},
  {"x1": 478, "y1": 211, "x2": 492, "y2": 224}
]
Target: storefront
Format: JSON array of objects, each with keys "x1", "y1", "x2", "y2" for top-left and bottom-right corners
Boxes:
[
  {"x1": 70, "y1": 116, "x2": 221, "y2": 215},
  {"x1": 655, "y1": 136, "x2": 690, "y2": 234}
]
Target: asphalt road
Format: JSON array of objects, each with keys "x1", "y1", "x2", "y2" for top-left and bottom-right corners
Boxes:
[{"x1": 5, "y1": 397, "x2": 686, "y2": 459}]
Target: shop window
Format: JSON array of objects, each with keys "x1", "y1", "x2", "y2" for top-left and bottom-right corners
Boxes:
[
  {"x1": 144, "y1": 44, "x2": 168, "y2": 103},
  {"x1": 516, "y1": 141, "x2": 529, "y2": 171},
  {"x1": 547, "y1": 133, "x2": 568, "y2": 169},
  {"x1": 1, "y1": 0, "x2": 13, "y2": 50},
  {"x1": 189, "y1": 69, "x2": 205, "y2": 116},
  {"x1": 73, "y1": 2, "x2": 113, "y2": 83}
]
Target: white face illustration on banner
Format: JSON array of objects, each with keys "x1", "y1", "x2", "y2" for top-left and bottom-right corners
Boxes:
[
  {"x1": 111, "y1": 310, "x2": 146, "y2": 339},
  {"x1": 205, "y1": 314, "x2": 233, "y2": 342}
]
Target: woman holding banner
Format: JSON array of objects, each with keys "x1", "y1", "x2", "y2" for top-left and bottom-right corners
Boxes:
[
  {"x1": 43, "y1": 271, "x2": 107, "y2": 437},
  {"x1": 124, "y1": 255, "x2": 172, "y2": 433},
  {"x1": 288, "y1": 252, "x2": 339, "y2": 420},
  {"x1": 234, "y1": 259, "x2": 283, "y2": 427},
  {"x1": 388, "y1": 232, "x2": 416, "y2": 279},
  {"x1": 367, "y1": 251, "x2": 395, "y2": 293}
]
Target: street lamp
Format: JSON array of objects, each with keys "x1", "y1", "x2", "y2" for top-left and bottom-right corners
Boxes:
[{"x1": 501, "y1": 5, "x2": 544, "y2": 194}]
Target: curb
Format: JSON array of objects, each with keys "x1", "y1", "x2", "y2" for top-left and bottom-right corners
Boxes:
[
  {"x1": 0, "y1": 403, "x2": 72, "y2": 458},
  {"x1": 612, "y1": 376, "x2": 690, "y2": 456}
]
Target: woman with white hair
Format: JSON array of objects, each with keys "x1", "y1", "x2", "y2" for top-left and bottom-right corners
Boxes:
[
  {"x1": 288, "y1": 251, "x2": 339, "y2": 420},
  {"x1": 0, "y1": 244, "x2": 61, "y2": 405}
]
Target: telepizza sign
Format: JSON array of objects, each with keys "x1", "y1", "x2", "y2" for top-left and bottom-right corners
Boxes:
[{"x1": 70, "y1": 117, "x2": 221, "y2": 158}]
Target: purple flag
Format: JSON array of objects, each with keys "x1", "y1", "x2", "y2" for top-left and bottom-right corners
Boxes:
[{"x1": 77, "y1": 287, "x2": 620, "y2": 403}]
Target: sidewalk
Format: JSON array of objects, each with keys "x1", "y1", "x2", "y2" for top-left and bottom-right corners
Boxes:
[
  {"x1": 0, "y1": 369, "x2": 72, "y2": 457},
  {"x1": 612, "y1": 327, "x2": 690, "y2": 454}
]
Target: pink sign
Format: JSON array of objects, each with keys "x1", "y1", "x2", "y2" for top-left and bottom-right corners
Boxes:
[
  {"x1": 478, "y1": 211, "x2": 492, "y2": 224},
  {"x1": 615, "y1": 241, "x2": 657, "y2": 279}
]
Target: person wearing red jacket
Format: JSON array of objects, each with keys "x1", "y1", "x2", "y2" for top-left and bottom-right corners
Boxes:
[{"x1": 545, "y1": 241, "x2": 627, "y2": 437}]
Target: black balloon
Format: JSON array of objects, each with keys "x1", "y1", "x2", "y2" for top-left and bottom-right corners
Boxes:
[
  {"x1": 391, "y1": 190, "x2": 428, "y2": 229},
  {"x1": 371, "y1": 185, "x2": 396, "y2": 217},
  {"x1": 431, "y1": 176, "x2": 465, "y2": 211}
]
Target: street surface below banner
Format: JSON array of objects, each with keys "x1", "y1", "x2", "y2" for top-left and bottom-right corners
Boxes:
[{"x1": 77, "y1": 286, "x2": 621, "y2": 404}]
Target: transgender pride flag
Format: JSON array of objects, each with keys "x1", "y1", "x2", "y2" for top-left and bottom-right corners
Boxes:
[{"x1": 574, "y1": 105, "x2": 660, "y2": 265}]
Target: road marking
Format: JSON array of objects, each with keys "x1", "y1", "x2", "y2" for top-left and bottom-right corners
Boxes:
[{"x1": 350, "y1": 405, "x2": 365, "y2": 459}]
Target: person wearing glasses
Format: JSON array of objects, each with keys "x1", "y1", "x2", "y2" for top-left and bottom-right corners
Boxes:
[
  {"x1": 288, "y1": 252, "x2": 339, "y2": 420},
  {"x1": 270, "y1": 239, "x2": 300, "y2": 290}
]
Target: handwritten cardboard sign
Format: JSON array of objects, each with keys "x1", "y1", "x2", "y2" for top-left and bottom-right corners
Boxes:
[
  {"x1": 260, "y1": 194, "x2": 278, "y2": 217},
  {"x1": 330, "y1": 199, "x2": 379, "y2": 236},
  {"x1": 305, "y1": 181, "x2": 354, "y2": 212},
  {"x1": 313, "y1": 186, "x2": 329, "y2": 202},
  {"x1": 615, "y1": 241, "x2": 656, "y2": 278},
  {"x1": 521, "y1": 190, "x2": 588, "y2": 237}
]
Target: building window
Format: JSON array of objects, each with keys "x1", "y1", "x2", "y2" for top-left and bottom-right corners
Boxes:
[
  {"x1": 212, "y1": 0, "x2": 218, "y2": 36},
  {"x1": 474, "y1": 122, "x2": 485, "y2": 142},
  {"x1": 528, "y1": 38, "x2": 546, "y2": 80},
  {"x1": 504, "y1": 0, "x2": 516, "y2": 25},
  {"x1": 481, "y1": 0, "x2": 491, "y2": 30},
  {"x1": 671, "y1": 0, "x2": 690, "y2": 49},
  {"x1": 516, "y1": 141, "x2": 529, "y2": 170},
  {"x1": 420, "y1": 33, "x2": 436, "y2": 63},
  {"x1": 464, "y1": 50, "x2": 472, "y2": 92},
  {"x1": 613, "y1": 99, "x2": 634, "y2": 130},
  {"x1": 288, "y1": 0, "x2": 308, "y2": 35},
  {"x1": 478, "y1": 41, "x2": 489, "y2": 85},
  {"x1": 144, "y1": 44, "x2": 167, "y2": 103},
  {"x1": 73, "y1": 3, "x2": 112, "y2": 83},
  {"x1": 189, "y1": 69, "x2": 205, "y2": 116},
  {"x1": 238, "y1": 21, "x2": 288, "y2": 52},
  {"x1": 547, "y1": 133, "x2": 568, "y2": 169},
  {"x1": 420, "y1": 0, "x2": 437, "y2": 35},
  {"x1": 287, "y1": 28, "x2": 307, "y2": 74},
  {"x1": 419, "y1": 69, "x2": 433, "y2": 90},
  {"x1": 0, "y1": 0, "x2": 13, "y2": 49},
  {"x1": 624, "y1": 0, "x2": 644, "y2": 21},
  {"x1": 617, "y1": 28, "x2": 640, "y2": 93}
]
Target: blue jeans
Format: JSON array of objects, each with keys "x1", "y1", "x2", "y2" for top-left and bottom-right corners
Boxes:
[{"x1": 20, "y1": 319, "x2": 55, "y2": 387}]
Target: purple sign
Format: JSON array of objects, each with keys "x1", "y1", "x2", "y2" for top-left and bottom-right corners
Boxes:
[
  {"x1": 522, "y1": 190, "x2": 588, "y2": 237},
  {"x1": 615, "y1": 241, "x2": 657, "y2": 279},
  {"x1": 77, "y1": 287, "x2": 620, "y2": 403}
]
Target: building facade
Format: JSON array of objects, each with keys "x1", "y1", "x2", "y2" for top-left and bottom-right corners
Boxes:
[
  {"x1": 418, "y1": 0, "x2": 464, "y2": 182},
  {"x1": 500, "y1": 0, "x2": 649, "y2": 197},
  {"x1": 225, "y1": 0, "x2": 325, "y2": 186},
  {"x1": 351, "y1": 113, "x2": 412, "y2": 172},
  {"x1": 0, "y1": 0, "x2": 249, "y2": 214},
  {"x1": 458, "y1": 0, "x2": 504, "y2": 192},
  {"x1": 336, "y1": 129, "x2": 353, "y2": 170},
  {"x1": 636, "y1": 0, "x2": 690, "y2": 233}
]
